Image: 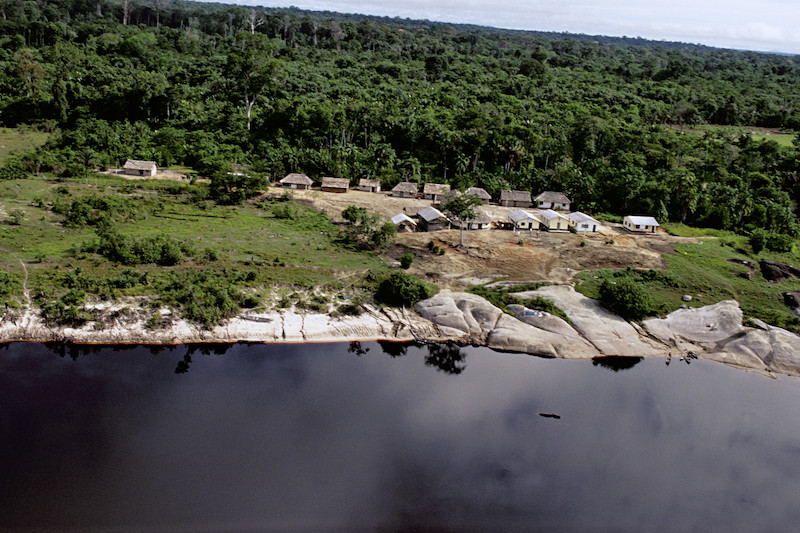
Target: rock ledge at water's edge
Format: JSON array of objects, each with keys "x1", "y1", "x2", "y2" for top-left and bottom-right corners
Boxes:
[
  {"x1": 2, "y1": 286, "x2": 800, "y2": 378},
  {"x1": 415, "y1": 286, "x2": 800, "y2": 377}
]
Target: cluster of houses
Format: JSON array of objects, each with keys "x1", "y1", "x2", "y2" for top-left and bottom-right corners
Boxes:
[{"x1": 277, "y1": 173, "x2": 661, "y2": 235}]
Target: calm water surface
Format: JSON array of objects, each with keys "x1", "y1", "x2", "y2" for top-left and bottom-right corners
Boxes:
[{"x1": 2, "y1": 341, "x2": 800, "y2": 532}]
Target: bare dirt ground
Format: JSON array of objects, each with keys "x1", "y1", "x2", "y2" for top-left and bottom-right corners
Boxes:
[{"x1": 287, "y1": 187, "x2": 698, "y2": 289}]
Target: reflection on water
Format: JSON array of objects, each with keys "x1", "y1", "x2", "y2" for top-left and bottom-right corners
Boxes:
[
  {"x1": 2, "y1": 341, "x2": 800, "y2": 531},
  {"x1": 592, "y1": 355, "x2": 643, "y2": 372}
]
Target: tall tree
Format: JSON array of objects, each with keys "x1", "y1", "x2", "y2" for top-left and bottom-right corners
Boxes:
[
  {"x1": 442, "y1": 191, "x2": 483, "y2": 247},
  {"x1": 228, "y1": 32, "x2": 282, "y2": 131}
]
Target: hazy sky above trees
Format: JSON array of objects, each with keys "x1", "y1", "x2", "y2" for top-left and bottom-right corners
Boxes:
[{"x1": 208, "y1": 0, "x2": 800, "y2": 54}]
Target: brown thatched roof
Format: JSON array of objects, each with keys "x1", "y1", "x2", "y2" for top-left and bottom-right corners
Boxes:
[
  {"x1": 359, "y1": 178, "x2": 380, "y2": 187},
  {"x1": 535, "y1": 191, "x2": 571, "y2": 204},
  {"x1": 464, "y1": 187, "x2": 491, "y2": 200},
  {"x1": 470, "y1": 209, "x2": 492, "y2": 224},
  {"x1": 500, "y1": 190, "x2": 532, "y2": 202},
  {"x1": 123, "y1": 159, "x2": 157, "y2": 171},
  {"x1": 392, "y1": 182, "x2": 419, "y2": 194},
  {"x1": 280, "y1": 173, "x2": 313, "y2": 186},
  {"x1": 321, "y1": 177, "x2": 349, "y2": 189},
  {"x1": 423, "y1": 183, "x2": 451, "y2": 195}
]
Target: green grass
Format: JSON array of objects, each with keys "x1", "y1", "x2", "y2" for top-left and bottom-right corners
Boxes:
[
  {"x1": 0, "y1": 175, "x2": 391, "y2": 319},
  {"x1": 576, "y1": 239, "x2": 800, "y2": 332},
  {"x1": 671, "y1": 124, "x2": 796, "y2": 147},
  {"x1": 0, "y1": 127, "x2": 49, "y2": 165},
  {"x1": 660, "y1": 222, "x2": 741, "y2": 239}
]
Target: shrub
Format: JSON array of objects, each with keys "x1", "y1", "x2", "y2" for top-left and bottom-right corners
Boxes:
[
  {"x1": 598, "y1": 277, "x2": 654, "y2": 321},
  {"x1": 375, "y1": 271, "x2": 438, "y2": 307},
  {"x1": 6, "y1": 209, "x2": 24, "y2": 225},
  {"x1": 399, "y1": 252, "x2": 414, "y2": 269}
]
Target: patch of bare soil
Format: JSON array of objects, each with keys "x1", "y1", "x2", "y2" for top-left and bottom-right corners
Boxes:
[{"x1": 280, "y1": 187, "x2": 697, "y2": 288}]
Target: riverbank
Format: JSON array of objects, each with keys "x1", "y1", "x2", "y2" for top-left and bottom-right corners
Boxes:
[{"x1": 3, "y1": 285, "x2": 800, "y2": 379}]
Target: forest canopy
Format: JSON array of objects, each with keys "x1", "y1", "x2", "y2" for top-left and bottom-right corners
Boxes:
[{"x1": 2, "y1": 0, "x2": 800, "y2": 235}]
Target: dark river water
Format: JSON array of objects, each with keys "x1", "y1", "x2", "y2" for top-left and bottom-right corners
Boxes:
[{"x1": 3, "y1": 341, "x2": 800, "y2": 532}]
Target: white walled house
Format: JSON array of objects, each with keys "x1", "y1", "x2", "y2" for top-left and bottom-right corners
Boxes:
[
  {"x1": 508, "y1": 209, "x2": 539, "y2": 230},
  {"x1": 623, "y1": 216, "x2": 660, "y2": 233},
  {"x1": 538, "y1": 209, "x2": 570, "y2": 231},
  {"x1": 568, "y1": 212, "x2": 601, "y2": 233},
  {"x1": 122, "y1": 159, "x2": 158, "y2": 177},
  {"x1": 535, "y1": 191, "x2": 571, "y2": 211}
]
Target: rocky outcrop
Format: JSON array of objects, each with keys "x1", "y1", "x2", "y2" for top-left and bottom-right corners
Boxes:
[
  {"x1": 4, "y1": 285, "x2": 800, "y2": 378},
  {"x1": 759, "y1": 260, "x2": 800, "y2": 283},
  {"x1": 416, "y1": 287, "x2": 800, "y2": 378},
  {"x1": 513, "y1": 285, "x2": 667, "y2": 357},
  {"x1": 643, "y1": 302, "x2": 800, "y2": 376}
]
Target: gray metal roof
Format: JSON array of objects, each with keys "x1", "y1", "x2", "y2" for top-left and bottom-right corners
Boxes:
[
  {"x1": 417, "y1": 206, "x2": 447, "y2": 222},
  {"x1": 391, "y1": 213, "x2": 416, "y2": 225},
  {"x1": 568, "y1": 212, "x2": 600, "y2": 225},
  {"x1": 539, "y1": 209, "x2": 570, "y2": 221},
  {"x1": 626, "y1": 216, "x2": 660, "y2": 226},
  {"x1": 508, "y1": 209, "x2": 537, "y2": 223}
]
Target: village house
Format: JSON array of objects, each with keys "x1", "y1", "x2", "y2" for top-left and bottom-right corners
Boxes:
[
  {"x1": 321, "y1": 177, "x2": 349, "y2": 193},
  {"x1": 390, "y1": 213, "x2": 417, "y2": 232},
  {"x1": 464, "y1": 187, "x2": 492, "y2": 202},
  {"x1": 538, "y1": 209, "x2": 571, "y2": 231},
  {"x1": 280, "y1": 173, "x2": 313, "y2": 190},
  {"x1": 508, "y1": 209, "x2": 539, "y2": 230},
  {"x1": 450, "y1": 209, "x2": 492, "y2": 231},
  {"x1": 623, "y1": 215, "x2": 660, "y2": 233},
  {"x1": 535, "y1": 191, "x2": 571, "y2": 211},
  {"x1": 392, "y1": 181, "x2": 419, "y2": 198},
  {"x1": 423, "y1": 183, "x2": 451, "y2": 202},
  {"x1": 358, "y1": 178, "x2": 381, "y2": 193},
  {"x1": 417, "y1": 206, "x2": 450, "y2": 231},
  {"x1": 500, "y1": 190, "x2": 532, "y2": 208},
  {"x1": 122, "y1": 159, "x2": 158, "y2": 177},
  {"x1": 568, "y1": 212, "x2": 601, "y2": 233}
]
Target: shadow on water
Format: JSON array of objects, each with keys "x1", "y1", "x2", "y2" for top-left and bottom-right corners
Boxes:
[
  {"x1": 176, "y1": 343, "x2": 234, "y2": 373},
  {"x1": 424, "y1": 342, "x2": 467, "y2": 375},
  {"x1": 592, "y1": 355, "x2": 643, "y2": 372}
]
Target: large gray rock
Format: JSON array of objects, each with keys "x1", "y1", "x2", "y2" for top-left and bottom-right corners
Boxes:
[
  {"x1": 643, "y1": 303, "x2": 800, "y2": 377},
  {"x1": 487, "y1": 313, "x2": 600, "y2": 358},
  {"x1": 642, "y1": 300, "x2": 745, "y2": 351},
  {"x1": 414, "y1": 290, "x2": 502, "y2": 341},
  {"x1": 516, "y1": 285, "x2": 667, "y2": 357}
]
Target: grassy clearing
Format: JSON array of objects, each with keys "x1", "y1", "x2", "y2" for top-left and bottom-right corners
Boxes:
[
  {"x1": 0, "y1": 127, "x2": 49, "y2": 165},
  {"x1": 0, "y1": 175, "x2": 390, "y2": 322},
  {"x1": 670, "y1": 124, "x2": 796, "y2": 147},
  {"x1": 576, "y1": 239, "x2": 800, "y2": 332},
  {"x1": 660, "y1": 222, "x2": 741, "y2": 239}
]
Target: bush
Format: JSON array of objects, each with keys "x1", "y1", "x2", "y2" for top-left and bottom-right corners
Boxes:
[
  {"x1": 5, "y1": 209, "x2": 24, "y2": 225},
  {"x1": 375, "y1": 271, "x2": 438, "y2": 307},
  {"x1": 399, "y1": 252, "x2": 414, "y2": 269},
  {"x1": 598, "y1": 277, "x2": 654, "y2": 321}
]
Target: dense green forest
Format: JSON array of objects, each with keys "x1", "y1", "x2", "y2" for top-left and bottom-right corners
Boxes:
[{"x1": 2, "y1": 0, "x2": 800, "y2": 235}]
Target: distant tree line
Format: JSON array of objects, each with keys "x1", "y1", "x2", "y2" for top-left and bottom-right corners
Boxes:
[{"x1": 2, "y1": 0, "x2": 800, "y2": 234}]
